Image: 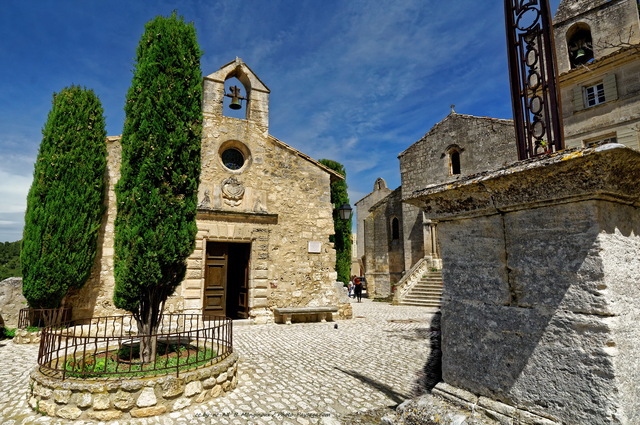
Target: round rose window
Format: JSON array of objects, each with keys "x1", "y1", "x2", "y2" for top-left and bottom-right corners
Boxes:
[{"x1": 221, "y1": 148, "x2": 245, "y2": 170}]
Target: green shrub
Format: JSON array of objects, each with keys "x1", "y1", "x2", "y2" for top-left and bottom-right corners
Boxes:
[
  {"x1": 113, "y1": 12, "x2": 202, "y2": 363},
  {"x1": 21, "y1": 86, "x2": 107, "y2": 308},
  {"x1": 319, "y1": 159, "x2": 352, "y2": 284}
]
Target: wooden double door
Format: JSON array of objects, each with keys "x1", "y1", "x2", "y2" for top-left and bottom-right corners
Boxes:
[{"x1": 203, "y1": 242, "x2": 250, "y2": 319}]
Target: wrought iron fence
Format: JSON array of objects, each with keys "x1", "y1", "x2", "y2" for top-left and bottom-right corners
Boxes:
[
  {"x1": 38, "y1": 314, "x2": 232, "y2": 380},
  {"x1": 18, "y1": 307, "x2": 72, "y2": 329}
]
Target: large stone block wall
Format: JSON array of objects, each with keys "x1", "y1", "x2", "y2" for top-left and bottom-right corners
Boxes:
[
  {"x1": 407, "y1": 145, "x2": 640, "y2": 424},
  {"x1": 438, "y1": 200, "x2": 639, "y2": 424}
]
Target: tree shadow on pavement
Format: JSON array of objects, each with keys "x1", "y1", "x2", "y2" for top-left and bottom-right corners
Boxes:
[
  {"x1": 335, "y1": 367, "x2": 408, "y2": 406},
  {"x1": 412, "y1": 312, "x2": 442, "y2": 396},
  {"x1": 383, "y1": 327, "x2": 430, "y2": 341}
]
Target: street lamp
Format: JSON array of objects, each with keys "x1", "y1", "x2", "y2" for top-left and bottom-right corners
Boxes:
[{"x1": 338, "y1": 203, "x2": 353, "y2": 220}]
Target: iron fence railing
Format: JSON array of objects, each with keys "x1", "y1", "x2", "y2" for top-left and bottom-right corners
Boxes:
[
  {"x1": 38, "y1": 314, "x2": 232, "y2": 380},
  {"x1": 18, "y1": 307, "x2": 72, "y2": 329}
]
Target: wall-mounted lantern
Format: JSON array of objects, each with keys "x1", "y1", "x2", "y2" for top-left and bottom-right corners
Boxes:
[{"x1": 338, "y1": 203, "x2": 353, "y2": 220}]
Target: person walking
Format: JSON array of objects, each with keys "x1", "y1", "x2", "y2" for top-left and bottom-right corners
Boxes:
[
  {"x1": 348, "y1": 280, "x2": 354, "y2": 298},
  {"x1": 354, "y1": 277, "x2": 363, "y2": 302}
]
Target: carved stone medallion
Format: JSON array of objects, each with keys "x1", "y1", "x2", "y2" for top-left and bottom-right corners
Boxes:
[{"x1": 221, "y1": 177, "x2": 244, "y2": 206}]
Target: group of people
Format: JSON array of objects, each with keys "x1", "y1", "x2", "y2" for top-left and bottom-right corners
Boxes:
[{"x1": 347, "y1": 276, "x2": 363, "y2": 302}]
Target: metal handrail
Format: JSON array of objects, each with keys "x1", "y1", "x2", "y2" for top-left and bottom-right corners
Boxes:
[
  {"x1": 18, "y1": 307, "x2": 71, "y2": 329},
  {"x1": 37, "y1": 313, "x2": 232, "y2": 380}
]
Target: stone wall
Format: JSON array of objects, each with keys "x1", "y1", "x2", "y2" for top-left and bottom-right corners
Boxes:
[
  {"x1": 13, "y1": 329, "x2": 41, "y2": 344},
  {"x1": 399, "y1": 113, "x2": 516, "y2": 198},
  {"x1": 553, "y1": 0, "x2": 640, "y2": 75},
  {"x1": 355, "y1": 178, "x2": 392, "y2": 261},
  {"x1": 559, "y1": 53, "x2": 640, "y2": 149},
  {"x1": 554, "y1": 0, "x2": 640, "y2": 150},
  {"x1": 29, "y1": 352, "x2": 238, "y2": 421},
  {"x1": 406, "y1": 145, "x2": 640, "y2": 425},
  {"x1": 400, "y1": 202, "x2": 425, "y2": 272},
  {"x1": 363, "y1": 188, "x2": 403, "y2": 297},
  {"x1": 0, "y1": 277, "x2": 26, "y2": 328},
  {"x1": 397, "y1": 113, "x2": 517, "y2": 273}
]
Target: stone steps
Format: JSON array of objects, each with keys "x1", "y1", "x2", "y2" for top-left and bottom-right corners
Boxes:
[{"x1": 398, "y1": 271, "x2": 443, "y2": 308}]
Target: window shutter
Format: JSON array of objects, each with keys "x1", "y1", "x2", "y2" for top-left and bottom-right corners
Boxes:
[
  {"x1": 573, "y1": 86, "x2": 585, "y2": 111},
  {"x1": 603, "y1": 73, "x2": 618, "y2": 101}
]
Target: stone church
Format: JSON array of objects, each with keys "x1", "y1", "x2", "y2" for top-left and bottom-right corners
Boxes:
[
  {"x1": 355, "y1": 113, "x2": 517, "y2": 298},
  {"x1": 357, "y1": 0, "x2": 640, "y2": 300},
  {"x1": 65, "y1": 58, "x2": 352, "y2": 324}
]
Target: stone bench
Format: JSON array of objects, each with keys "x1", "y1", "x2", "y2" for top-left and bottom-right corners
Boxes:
[{"x1": 273, "y1": 306, "x2": 338, "y2": 325}]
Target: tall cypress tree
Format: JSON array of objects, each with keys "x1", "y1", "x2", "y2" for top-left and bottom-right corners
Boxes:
[
  {"x1": 319, "y1": 159, "x2": 352, "y2": 285},
  {"x1": 21, "y1": 86, "x2": 107, "y2": 309},
  {"x1": 113, "y1": 12, "x2": 202, "y2": 362}
]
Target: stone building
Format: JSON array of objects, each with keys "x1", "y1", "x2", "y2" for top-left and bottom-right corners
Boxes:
[
  {"x1": 357, "y1": 0, "x2": 640, "y2": 300},
  {"x1": 554, "y1": 0, "x2": 640, "y2": 148},
  {"x1": 355, "y1": 112, "x2": 517, "y2": 297},
  {"x1": 65, "y1": 58, "x2": 352, "y2": 324}
]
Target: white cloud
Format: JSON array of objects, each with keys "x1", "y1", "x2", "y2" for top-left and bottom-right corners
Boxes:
[
  {"x1": 0, "y1": 166, "x2": 32, "y2": 214},
  {"x1": 0, "y1": 165, "x2": 33, "y2": 213}
]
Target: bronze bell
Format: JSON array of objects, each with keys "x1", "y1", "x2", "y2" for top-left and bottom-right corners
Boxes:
[
  {"x1": 229, "y1": 95, "x2": 242, "y2": 110},
  {"x1": 226, "y1": 86, "x2": 245, "y2": 110},
  {"x1": 574, "y1": 48, "x2": 585, "y2": 60}
]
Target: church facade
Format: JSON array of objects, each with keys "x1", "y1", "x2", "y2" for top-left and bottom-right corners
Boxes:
[{"x1": 65, "y1": 59, "x2": 352, "y2": 324}]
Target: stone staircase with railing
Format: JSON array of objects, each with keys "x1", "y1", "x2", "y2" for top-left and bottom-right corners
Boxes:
[
  {"x1": 399, "y1": 271, "x2": 443, "y2": 308},
  {"x1": 393, "y1": 257, "x2": 443, "y2": 309}
]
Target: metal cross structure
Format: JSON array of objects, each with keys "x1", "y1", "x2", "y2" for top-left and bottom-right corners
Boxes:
[{"x1": 505, "y1": 0, "x2": 564, "y2": 160}]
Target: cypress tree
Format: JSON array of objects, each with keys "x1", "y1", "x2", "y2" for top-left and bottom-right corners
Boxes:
[
  {"x1": 21, "y1": 86, "x2": 107, "y2": 308},
  {"x1": 319, "y1": 159, "x2": 352, "y2": 285},
  {"x1": 113, "y1": 12, "x2": 202, "y2": 362}
]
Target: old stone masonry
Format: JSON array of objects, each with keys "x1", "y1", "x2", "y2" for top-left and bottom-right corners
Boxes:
[{"x1": 0, "y1": 300, "x2": 438, "y2": 425}]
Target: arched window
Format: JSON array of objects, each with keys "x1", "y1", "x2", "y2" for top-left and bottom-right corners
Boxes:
[
  {"x1": 391, "y1": 217, "x2": 400, "y2": 240},
  {"x1": 566, "y1": 23, "x2": 593, "y2": 68},
  {"x1": 450, "y1": 151, "x2": 461, "y2": 175}
]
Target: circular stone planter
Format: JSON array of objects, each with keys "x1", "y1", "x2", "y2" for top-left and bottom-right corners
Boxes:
[
  {"x1": 28, "y1": 352, "x2": 238, "y2": 421},
  {"x1": 14, "y1": 329, "x2": 42, "y2": 344}
]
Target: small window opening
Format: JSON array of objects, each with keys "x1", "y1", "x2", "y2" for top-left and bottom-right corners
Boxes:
[
  {"x1": 584, "y1": 135, "x2": 617, "y2": 148},
  {"x1": 450, "y1": 151, "x2": 461, "y2": 175},
  {"x1": 391, "y1": 218, "x2": 400, "y2": 240}
]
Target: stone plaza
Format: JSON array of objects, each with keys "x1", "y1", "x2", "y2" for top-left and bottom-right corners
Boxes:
[{"x1": 0, "y1": 300, "x2": 437, "y2": 425}]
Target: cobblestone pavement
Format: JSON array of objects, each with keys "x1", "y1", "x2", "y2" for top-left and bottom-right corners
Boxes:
[{"x1": 0, "y1": 299, "x2": 436, "y2": 425}]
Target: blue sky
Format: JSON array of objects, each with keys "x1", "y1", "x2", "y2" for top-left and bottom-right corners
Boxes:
[{"x1": 0, "y1": 0, "x2": 561, "y2": 242}]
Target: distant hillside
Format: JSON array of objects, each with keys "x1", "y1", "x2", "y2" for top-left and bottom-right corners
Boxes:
[{"x1": 0, "y1": 241, "x2": 21, "y2": 280}]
